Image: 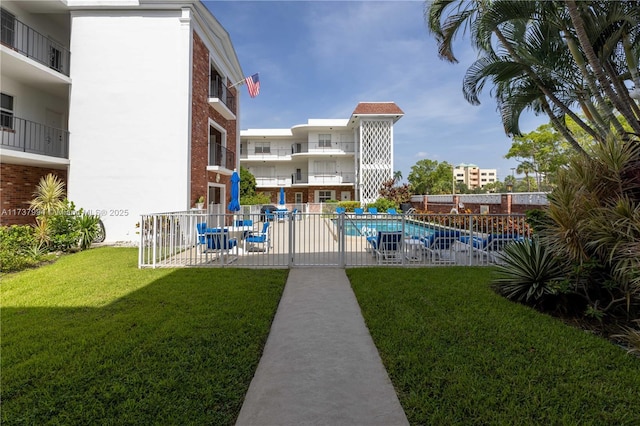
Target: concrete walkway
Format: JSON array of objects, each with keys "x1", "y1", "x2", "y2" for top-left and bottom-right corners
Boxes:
[{"x1": 235, "y1": 268, "x2": 409, "y2": 426}]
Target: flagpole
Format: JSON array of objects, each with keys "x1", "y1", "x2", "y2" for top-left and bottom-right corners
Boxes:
[{"x1": 230, "y1": 78, "x2": 246, "y2": 88}]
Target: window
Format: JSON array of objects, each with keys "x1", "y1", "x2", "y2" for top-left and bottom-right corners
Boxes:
[
  {"x1": 210, "y1": 66, "x2": 225, "y2": 99},
  {"x1": 318, "y1": 190, "x2": 334, "y2": 202},
  {"x1": 1, "y1": 93, "x2": 14, "y2": 129},
  {"x1": 254, "y1": 142, "x2": 271, "y2": 154},
  {"x1": 1, "y1": 9, "x2": 15, "y2": 48},
  {"x1": 318, "y1": 134, "x2": 331, "y2": 148},
  {"x1": 314, "y1": 160, "x2": 336, "y2": 174}
]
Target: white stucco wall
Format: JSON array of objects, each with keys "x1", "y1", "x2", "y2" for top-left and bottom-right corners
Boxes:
[{"x1": 68, "y1": 10, "x2": 191, "y2": 243}]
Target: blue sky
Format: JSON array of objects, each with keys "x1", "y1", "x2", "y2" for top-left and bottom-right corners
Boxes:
[{"x1": 205, "y1": 1, "x2": 548, "y2": 181}]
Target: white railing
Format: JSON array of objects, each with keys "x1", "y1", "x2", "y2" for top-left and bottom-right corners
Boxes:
[{"x1": 139, "y1": 210, "x2": 531, "y2": 269}]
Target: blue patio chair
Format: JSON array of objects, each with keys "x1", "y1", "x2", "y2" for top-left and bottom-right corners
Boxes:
[
  {"x1": 367, "y1": 207, "x2": 378, "y2": 215},
  {"x1": 368, "y1": 231, "x2": 404, "y2": 264},
  {"x1": 354, "y1": 207, "x2": 364, "y2": 215},
  {"x1": 423, "y1": 230, "x2": 460, "y2": 263},
  {"x1": 459, "y1": 233, "x2": 522, "y2": 264},
  {"x1": 235, "y1": 219, "x2": 253, "y2": 227},
  {"x1": 387, "y1": 208, "x2": 398, "y2": 214},
  {"x1": 207, "y1": 229, "x2": 238, "y2": 264},
  {"x1": 264, "y1": 209, "x2": 275, "y2": 221},
  {"x1": 336, "y1": 207, "x2": 346, "y2": 214},
  {"x1": 244, "y1": 222, "x2": 271, "y2": 253}
]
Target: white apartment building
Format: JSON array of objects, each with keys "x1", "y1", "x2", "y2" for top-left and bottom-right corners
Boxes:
[
  {"x1": 454, "y1": 163, "x2": 497, "y2": 189},
  {"x1": 240, "y1": 102, "x2": 404, "y2": 205},
  {"x1": 1, "y1": 0, "x2": 243, "y2": 242}
]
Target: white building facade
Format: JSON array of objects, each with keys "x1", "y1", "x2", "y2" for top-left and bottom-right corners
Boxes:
[
  {"x1": 1, "y1": 0, "x2": 243, "y2": 242},
  {"x1": 240, "y1": 102, "x2": 403, "y2": 205}
]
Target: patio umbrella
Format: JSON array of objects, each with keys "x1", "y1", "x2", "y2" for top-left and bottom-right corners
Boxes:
[
  {"x1": 228, "y1": 170, "x2": 241, "y2": 212},
  {"x1": 279, "y1": 187, "x2": 285, "y2": 205}
]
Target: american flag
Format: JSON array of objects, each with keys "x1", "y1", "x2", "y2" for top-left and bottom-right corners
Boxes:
[{"x1": 245, "y1": 73, "x2": 260, "y2": 98}]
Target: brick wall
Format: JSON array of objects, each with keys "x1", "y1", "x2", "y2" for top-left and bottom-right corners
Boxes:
[
  {"x1": 0, "y1": 164, "x2": 67, "y2": 226},
  {"x1": 191, "y1": 32, "x2": 238, "y2": 207}
]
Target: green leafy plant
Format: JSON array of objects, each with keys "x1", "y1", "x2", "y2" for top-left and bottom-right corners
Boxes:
[
  {"x1": 76, "y1": 213, "x2": 101, "y2": 250},
  {"x1": 492, "y1": 238, "x2": 567, "y2": 306},
  {"x1": 0, "y1": 225, "x2": 41, "y2": 272},
  {"x1": 614, "y1": 320, "x2": 640, "y2": 356},
  {"x1": 29, "y1": 173, "x2": 65, "y2": 216},
  {"x1": 367, "y1": 198, "x2": 397, "y2": 212}
]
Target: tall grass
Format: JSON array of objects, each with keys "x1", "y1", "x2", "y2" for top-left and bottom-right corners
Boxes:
[
  {"x1": 349, "y1": 267, "x2": 640, "y2": 425},
  {"x1": 2, "y1": 248, "x2": 287, "y2": 425}
]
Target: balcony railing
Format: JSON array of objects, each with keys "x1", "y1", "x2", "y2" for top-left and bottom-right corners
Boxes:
[
  {"x1": 0, "y1": 13, "x2": 70, "y2": 76},
  {"x1": 255, "y1": 172, "x2": 356, "y2": 187},
  {"x1": 239, "y1": 142, "x2": 356, "y2": 159},
  {"x1": 1, "y1": 115, "x2": 69, "y2": 159},
  {"x1": 209, "y1": 76, "x2": 236, "y2": 113},
  {"x1": 209, "y1": 142, "x2": 235, "y2": 170},
  {"x1": 292, "y1": 141, "x2": 355, "y2": 154}
]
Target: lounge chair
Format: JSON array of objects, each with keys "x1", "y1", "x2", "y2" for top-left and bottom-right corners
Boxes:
[
  {"x1": 422, "y1": 230, "x2": 460, "y2": 263},
  {"x1": 354, "y1": 207, "x2": 364, "y2": 215},
  {"x1": 459, "y1": 233, "x2": 522, "y2": 264},
  {"x1": 368, "y1": 231, "x2": 404, "y2": 264},
  {"x1": 244, "y1": 222, "x2": 271, "y2": 253},
  {"x1": 335, "y1": 207, "x2": 346, "y2": 214},
  {"x1": 387, "y1": 208, "x2": 398, "y2": 215},
  {"x1": 367, "y1": 207, "x2": 378, "y2": 215}
]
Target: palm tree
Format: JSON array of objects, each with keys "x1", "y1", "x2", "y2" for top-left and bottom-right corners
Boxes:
[{"x1": 425, "y1": 0, "x2": 640, "y2": 150}]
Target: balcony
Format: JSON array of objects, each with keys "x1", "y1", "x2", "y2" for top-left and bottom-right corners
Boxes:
[
  {"x1": 208, "y1": 76, "x2": 236, "y2": 120},
  {"x1": 240, "y1": 142, "x2": 356, "y2": 160},
  {"x1": 207, "y1": 142, "x2": 235, "y2": 174},
  {"x1": 255, "y1": 172, "x2": 355, "y2": 187},
  {"x1": 1, "y1": 115, "x2": 69, "y2": 159},
  {"x1": 1, "y1": 14, "x2": 70, "y2": 77},
  {"x1": 292, "y1": 141, "x2": 355, "y2": 155}
]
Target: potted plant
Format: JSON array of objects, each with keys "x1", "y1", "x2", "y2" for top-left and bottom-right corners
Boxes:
[{"x1": 196, "y1": 195, "x2": 205, "y2": 210}]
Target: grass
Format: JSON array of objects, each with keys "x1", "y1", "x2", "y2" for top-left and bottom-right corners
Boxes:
[
  {"x1": 348, "y1": 267, "x2": 640, "y2": 425},
  {"x1": 1, "y1": 247, "x2": 287, "y2": 425}
]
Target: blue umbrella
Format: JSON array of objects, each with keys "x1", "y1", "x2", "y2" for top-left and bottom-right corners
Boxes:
[
  {"x1": 279, "y1": 187, "x2": 285, "y2": 205},
  {"x1": 228, "y1": 170, "x2": 240, "y2": 211}
]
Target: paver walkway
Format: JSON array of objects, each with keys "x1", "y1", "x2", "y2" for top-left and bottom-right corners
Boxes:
[{"x1": 235, "y1": 268, "x2": 409, "y2": 426}]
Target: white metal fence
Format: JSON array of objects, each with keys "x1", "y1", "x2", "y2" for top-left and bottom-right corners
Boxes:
[{"x1": 138, "y1": 209, "x2": 531, "y2": 269}]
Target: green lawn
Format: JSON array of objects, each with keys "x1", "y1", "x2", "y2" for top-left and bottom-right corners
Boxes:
[
  {"x1": 4, "y1": 250, "x2": 639, "y2": 425},
  {"x1": 1, "y1": 247, "x2": 287, "y2": 425},
  {"x1": 348, "y1": 267, "x2": 640, "y2": 425}
]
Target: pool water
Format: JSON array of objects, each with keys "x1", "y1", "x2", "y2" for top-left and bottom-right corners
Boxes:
[{"x1": 339, "y1": 218, "x2": 436, "y2": 238}]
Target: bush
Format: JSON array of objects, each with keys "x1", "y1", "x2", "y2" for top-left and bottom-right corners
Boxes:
[
  {"x1": 0, "y1": 226, "x2": 42, "y2": 272},
  {"x1": 240, "y1": 192, "x2": 271, "y2": 205},
  {"x1": 47, "y1": 200, "x2": 81, "y2": 252},
  {"x1": 337, "y1": 201, "x2": 360, "y2": 212},
  {"x1": 366, "y1": 198, "x2": 397, "y2": 212},
  {"x1": 492, "y1": 238, "x2": 568, "y2": 307}
]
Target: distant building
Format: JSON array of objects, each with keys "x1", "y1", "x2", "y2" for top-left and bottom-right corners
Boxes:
[
  {"x1": 240, "y1": 102, "x2": 404, "y2": 205},
  {"x1": 454, "y1": 163, "x2": 497, "y2": 189},
  {"x1": 1, "y1": 1, "x2": 243, "y2": 242}
]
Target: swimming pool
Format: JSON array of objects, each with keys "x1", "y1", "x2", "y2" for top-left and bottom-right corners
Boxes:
[{"x1": 338, "y1": 218, "x2": 436, "y2": 237}]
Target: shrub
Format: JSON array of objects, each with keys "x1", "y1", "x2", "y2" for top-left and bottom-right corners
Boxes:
[
  {"x1": 337, "y1": 201, "x2": 360, "y2": 212},
  {"x1": 366, "y1": 198, "x2": 397, "y2": 212},
  {"x1": 542, "y1": 136, "x2": 640, "y2": 318},
  {"x1": 0, "y1": 225, "x2": 42, "y2": 272},
  {"x1": 47, "y1": 200, "x2": 81, "y2": 252},
  {"x1": 77, "y1": 213, "x2": 101, "y2": 250},
  {"x1": 492, "y1": 238, "x2": 568, "y2": 307}
]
